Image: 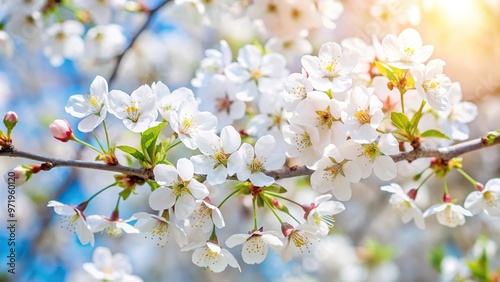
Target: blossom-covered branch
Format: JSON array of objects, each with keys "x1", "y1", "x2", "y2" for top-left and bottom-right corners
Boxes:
[{"x1": 2, "y1": 134, "x2": 499, "y2": 181}]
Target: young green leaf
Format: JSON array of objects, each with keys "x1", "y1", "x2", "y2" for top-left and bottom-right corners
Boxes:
[
  {"x1": 117, "y1": 145, "x2": 146, "y2": 163},
  {"x1": 141, "y1": 122, "x2": 167, "y2": 160},
  {"x1": 420, "y1": 129, "x2": 451, "y2": 140},
  {"x1": 391, "y1": 112, "x2": 410, "y2": 131}
]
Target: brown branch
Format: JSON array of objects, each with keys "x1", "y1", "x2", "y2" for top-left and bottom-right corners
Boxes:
[{"x1": 2, "y1": 135, "x2": 499, "y2": 182}]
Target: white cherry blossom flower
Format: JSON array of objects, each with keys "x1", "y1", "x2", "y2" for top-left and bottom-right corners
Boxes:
[
  {"x1": 281, "y1": 223, "x2": 320, "y2": 262},
  {"x1": 283, "y1": 70, "x2": 313, "y2": 111},
  {"x1": 84, "y1": 24, "x2": 126, "y2": 61},
  {"x1": 149, "y1": 159, "x2": 209, "y2": 220},
  {"x1": 381, "y1": 183, "x2": 425, "y2": 229},
  {"x1": 189, "y1": 199, "x2": 225, "y2": 233},
  {"x1": 289, "y1": 91, "x2": 347, "y2": 149},
  {"x1": 5, "y1": 11, "x2": 45, "y2": 49},
  {"x1": 74, "y1": 0, "x2": 125, "y2": 24},
  {"x1": 282, "y1": 123, "x2": 323, "y2": 167},
  {"x1": 108, "y1": 85, "x2": 158, "y2": 133},
  {"x1": 464, "y1": 178, "x2": 500, "y2": 216},
  {"x1": 225, "y1": 44, "x2": 288, "y2": 101},
  {"x1": 44, "y1": 20, "x2": 85, "y2": 66},
  {"x1": 342, "y1": 85, "x2": 384, "y2": 143},
  {"x1": 246, "y1": 92, "x2": 289, "y2": 142},
  {"x1": 226, "y1": 229, "x2": 283, "y2": 264},
  {"x1": 87, "y1": 215, "x2": 139, "y2": 237},
  {"x1": 192, "y1": 40, "x2": 232, "y2": 87},
  {"x1": 47, "y1": 200, "x2": 94, "y2": 246},
  {"x1": 5, "y1": 0, "x2": 46, "y2": 15},
  {"x1": 154, "y1": 84, "x2": 195, "y2": 122},
  {"x1": 304, "y1": 194, "x2": 345, "y2": 237},
  {"x1": 133, "y1": 211, "x2": 188, "y2": 247},
  {"x1": 411, "y1": 59, "x2": 451, "y2": 111},
  {"x1": 382, "y1": 28, "x2": 434, "y2": 69},
  {"x1": 190, "y1": 126, "x2": 242, "y2": 185},
  {"x1": 310, "y1": 144, "x2": 362, "y2": 201},
  {"x1": 196, "y1": 75, "x2": 245, "y2": 130},
  {"x1": 424, "y1": 202, "x2": 472, "y2": 228},
  {"x1": 182, "y1": 241, "x2": 241, "y2": 273},
  {"x1": 169, "y1": 99, "x2": 218, "y2": 150},
  {"x1": 438, "y1": 82, "x2": 478, "y2": 141},
  {"x1": 301, "y1": 42, "x2": 358, "y2": 92},
  {"x1": 83, "y1": 246, "x2": 143, "y2": 282},
  {"x1": 236, "y1": 135, "x2": 286, "y2": 187},
  {"x1": 265, "y1": 37, "x2": 313, "y2": 63},
  {"x1": 65, "y1": 75, "x2": 109, "y2": 132},
  {"x1": 351, "y1": 134, "x2": 399, "y2": 181}
]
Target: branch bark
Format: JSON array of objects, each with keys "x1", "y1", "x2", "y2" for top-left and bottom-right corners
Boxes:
[{"x1": 2, "y1": 135, "x2": 499, "y2": 181}]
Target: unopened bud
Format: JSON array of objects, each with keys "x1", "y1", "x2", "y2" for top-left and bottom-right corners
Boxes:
[
  {"x1": 3, "y1": 111, "x2": 18, "y2": 130},
  {"x1": 281, "y1": 222, "x2": 294, "y2": 237},
  {"x1": 476, "y1": 182, "x2": 485, "y2": 192},
  {"x1": 442, "y1": 193, "x2": 452, "y2": 203},
  {"x1": 4, "y1": 166, "x2": 30, "y2": 186},
  {"x1": 50, "y1": 119, "x2": 74, "y2": 142},
  {"x1": 407, "y1": 189, "x2": 418, "y2": 200}
]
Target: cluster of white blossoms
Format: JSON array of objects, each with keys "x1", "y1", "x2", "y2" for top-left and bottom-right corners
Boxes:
[
  {"x1": 0, "y1": 0, "x2": 126, "y2": 65},
  {"x1": 37, "y1": 27, "x2": 500, "y2": 273}
]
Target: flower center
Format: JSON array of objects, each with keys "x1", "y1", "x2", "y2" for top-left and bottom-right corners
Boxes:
[
  {"x1": 214, "y1": 151, "x2": 228, "y2": 167},
  {"x1": 484, "y1": 191, "x2": 498, "y2": 207},
  {"x1": 320, "y1": 59, "x2": 339, "y2": 79},
  {"x1": 316, "y1": 106, "x2": 337, "y2": 129},
  {"x1": 251, "y1": 69, "x2": 262, "y2": 81},
  {"x1": 402, "y1": 46, "x2": 415, "y2": 62},
  {"x1": 290, "y1": 231, "x2": 311, "y2": 253},
  {"x1": 126, "y1": 104, "x2": 141, "y2": 122},
  {"x1": 355, "y1": 108, "x2": 371, "y2": 124},
  {"x1": 267, "y1": 3, "x2": 278, "y2": 13},
  {"x1": 85, "y1": 95, "x2": 102, "y2": 114},
  {"x1": 179, "y1": 116, "x2": 195, "y2": 135},
  {"x1": 363, "y1": 143, "x2": 380, "y2": 160},
  {"x1": 248, "y1": 158, "x2": 264, "y2": 173},
  {"x1": 215, "y1": 97, "x2": 231, "y2": 113},
  {"x1": 173, "y1": 181, "x2": 190, "y2": 196},
  {"x1": 292, "y1": 131, "x2": 312, "y2": 150}
]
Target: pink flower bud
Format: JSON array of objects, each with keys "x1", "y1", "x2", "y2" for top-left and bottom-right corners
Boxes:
[
  {"x1": 3, "y1": 111, "x2": 18, "y2": 129},
  {"x1": 50, "y1": 119, "x2": 74, "y2": 142},
  {"x1": 4, "y1": 166, "x2": 30, "y2": 186},
  {"x1": 476, "y1": 182, "x2": 484, "y2": 192},
  {"x1": 281, "y1": 222, "x2": 294, "y2": 237},
  {"x1": 442, "y1": 193, "x2": 452, "y2": 203},
  {"x1": 407, "y1": 189, "x2": 418, "y2": 200}
]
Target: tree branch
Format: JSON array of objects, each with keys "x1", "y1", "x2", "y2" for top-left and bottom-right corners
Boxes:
[
  {"x1": 2, "y1": 135, "x2": 499, "y2": 181},
  {"x1": 108, "y1": 0, "x2": 172, "y2": 84}
]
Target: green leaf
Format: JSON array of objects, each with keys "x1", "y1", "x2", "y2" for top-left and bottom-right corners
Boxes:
[
  {"x1": 233, "y1": 182, "x2": 252, "y2": 195},
  {"x1": 375, "y1": 61, "x2": 397, "y2": 81},
  {"x1": 119, "y1": 188, "x2": 133, "y2": 200},
  {"x1": 263, "y1": 184, "x2": 287, "y2": 194},
  {"x1": 409, "y1": 100, "x2": 426, "y2": 134},
  {"x1": 429, "y1": 245, "x2": 445, "y2": 273},
  {"x1": 141, "y1": 122, "x2": 167, "y2": 161},
  {"x1": 256, "y1": 195, "x2": 265, "y2": 208},
  {"x1": 486, "y1": 130, "x2": 500, "y2": 145},
  {"x1": 420, "y1": 129, "x2": 451, "y2": 140},
  {"x1": 117, "y1": 145, "x2": 146, "y2": 162},
  {"x1": 391, "y1": 112, "x2": 410, "y2": 131}
]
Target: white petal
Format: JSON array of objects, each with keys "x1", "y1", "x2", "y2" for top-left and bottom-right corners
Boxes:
[
  {"x1": 177, "y1": 158, "x2": 194, "y2": 181},
  {"x1": 221, "y1": 126, "x2": 241, "y2": 153},
  {"x1": 464, "y1": 191, "x2": 484, "y2": 215},
  {"x1": 175, "y1": 194, "x2": 195, "y2": 220},
  {"x1": 149, "y1": 188, "x2": 176, "y2": 211},
  {"x1": 373, "y1": 156, "x2": 397, "y2": 181}
]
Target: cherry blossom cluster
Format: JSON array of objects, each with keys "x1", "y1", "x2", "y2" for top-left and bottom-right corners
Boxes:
[
  {"x1": 0, "y1": 0, "x2": 128, "y2": 64},
  {"x1": 3, "y1": 25, "x2": 499, "y2": 274}
]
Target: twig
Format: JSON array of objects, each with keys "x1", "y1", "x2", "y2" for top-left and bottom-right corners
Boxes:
[
  {"x1": 2, "y1": 135, "x2": 499, "y2": 181},
  {"x1": 107, "y1": 0, "x2": 172, "y2": 84}
]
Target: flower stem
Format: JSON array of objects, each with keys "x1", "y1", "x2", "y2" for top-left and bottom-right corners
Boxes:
[
  {"x1": 217, "y1": 189, "x2": 240, "y2": 209},
  {"x1": 252, "y1": 197, "x2": 258, "y2": 230},
  {"x1": 417, "y1": 171, "x2": 434, "y2": 190},
  {"x1": 87, "y1": 182, "x2": 117, "y2": 203},
  {"x1": 264, "y1": 198, "x2": 283, "y2": 224},
  {"x1": 92, "y1": 133, "x2": 105, "y2": 152},
  {"x1": 443, "y1": 177, "x2": 449, "y2": 196},
  {"x1": 103, "y1": 120, "x2": 111, "y2": 150},
  {"x1": 72, "y1": 137, "x2": 103, "y2": 154},
  {"x1": 265, "y1": 191, "x2": 302, "y2": 207},
  {"x1": 456, "y1": 168, "x2": 478, "y2": 187}
]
